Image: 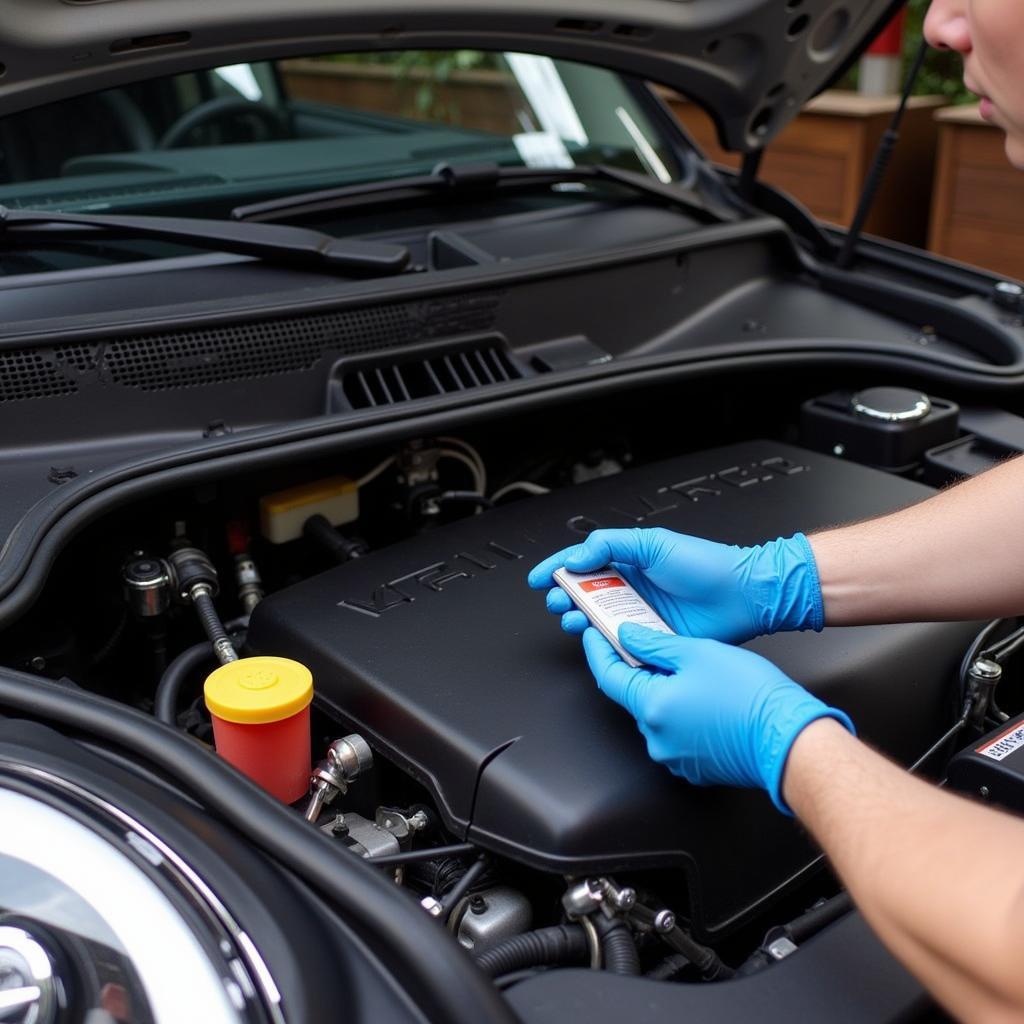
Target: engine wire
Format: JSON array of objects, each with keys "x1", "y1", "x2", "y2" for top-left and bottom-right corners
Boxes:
[
  {"x1": 438, "y1": 449, "x2": 486, "y2": 494},
  {"x1": 436, "y1": 436, "x2": 487, "y2": 494},
  {"x1": 491, "y1": 480, "x2": 551, "y2": 502},
  {"x1": 356, "y1": 455, "x2": 397, "y2": 488},
  {"x1": 366, "y1": 842, "x2": 478, "y2": 867}
]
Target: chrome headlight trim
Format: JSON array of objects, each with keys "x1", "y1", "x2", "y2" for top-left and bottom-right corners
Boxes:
[{"x1": 0, "y1": 760, "x2": 284, "y2": 1024}]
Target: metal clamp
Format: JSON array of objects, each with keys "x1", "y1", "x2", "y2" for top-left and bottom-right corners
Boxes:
[
  {"x1": 122, "y1": 555, "x2": 172, "y2": 618},
  {"x1": 304, "y1": 734, "x2": 373, "y2": 822},
  {"x1": 967, "y1": 657, "x2": 1004, "y2": 729},
  {"x1": 562, "y1": 877, "x2": 636, "y2": 920}
]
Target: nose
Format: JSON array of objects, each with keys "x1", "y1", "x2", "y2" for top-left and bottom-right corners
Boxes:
[{"x1": 923, "y1": 0, "x2": 971, "y2": 52}]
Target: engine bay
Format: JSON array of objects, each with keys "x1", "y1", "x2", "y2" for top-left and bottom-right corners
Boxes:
[{"x1": 4, "y1": 371, "x2": 1019, "y2": 1007}]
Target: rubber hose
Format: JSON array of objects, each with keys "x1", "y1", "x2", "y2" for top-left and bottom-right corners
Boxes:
[
  {"x1": 785, "y1": 892, "x2": 852, "y2": 944},
  {"x1": 87, "y1": 608, "x2": 128, "y2": 667},
  {"x1": 441, "y1": 855, "x2": 488, "y2": 921},
  {"x1": 0, "y1": 667, "x2": 517, "y2": 1024},
  {"x1": 646, "y1": 953, "x2": 689, "y2": 981},
  {"x1": 191, "y1": 589, "x2": 236, "y2": 661},
  {"x1": 593, "y1": 915, "x2": 641, "y2": 975},
  {"x1": 303, "y1": 514, "x2": 367, "y2": 563},
  {"x1": 475, "y1": 925, "x2": 589, "y2": 978},
  {"x1": 665, "y1": 924, "x2": 734, "y2": 981},
  {"x1": 154, "y1": 641, "x2": 215, "y2": 725}
]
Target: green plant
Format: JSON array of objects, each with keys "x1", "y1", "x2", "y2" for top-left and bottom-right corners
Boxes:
[
  {"x1": 826, "y1": 4, "x2": 975, "y2": 104},
  {"x1": 308, "y1": 50, "x2": 503, "y2": 123},
  {"x1": 392, "y1": 50, "x2": 497, "y2": 121}
]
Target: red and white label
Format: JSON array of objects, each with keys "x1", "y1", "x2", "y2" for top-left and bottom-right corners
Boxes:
[
  {"x1": 552, "y1": 566, "x2": 674, "y2": 669},
  {"x1": 580, "y1": 577, "x2": 626, "y2": 593},
  {"x1": 977, "y1": 722, "x2": 1024, "y2": 762}
]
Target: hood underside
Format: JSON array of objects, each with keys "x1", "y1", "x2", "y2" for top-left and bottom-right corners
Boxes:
[{"x1": 1, "y1": 0, "x2": 905, "y2": 152}]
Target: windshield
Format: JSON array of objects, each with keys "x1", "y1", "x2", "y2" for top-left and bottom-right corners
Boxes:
[{"x1": 0, "y1": 50, "x2": 682, "y2": 218}]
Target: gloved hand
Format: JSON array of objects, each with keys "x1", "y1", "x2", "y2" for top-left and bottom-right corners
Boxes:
[
  {"x1": 527, "y1": 528, "x2": 823, "y2": 645},
  {"x1": 583, "y1": 623, "x2": 854, "y2": 813}
]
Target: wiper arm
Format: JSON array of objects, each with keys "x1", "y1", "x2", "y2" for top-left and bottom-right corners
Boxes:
[
  {"x1": 231, "y1": 161, "x2": 742, "y2": 224},
  {"x1": 0, "y1": 205, "x2": 410, "y2": 275}
]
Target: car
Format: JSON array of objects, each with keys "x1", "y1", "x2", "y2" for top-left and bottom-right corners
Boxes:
[{"x1": 0, "y1": 2, "x2": 1019, "y2": 1021}]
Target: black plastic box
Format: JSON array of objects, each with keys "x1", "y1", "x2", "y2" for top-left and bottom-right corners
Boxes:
[
  {"x1": 801, "y1": 389, "x2": 959, "y2": 469},
  {"x1": 948, "y1": 714, "x2": 1024, "y2": 814}
]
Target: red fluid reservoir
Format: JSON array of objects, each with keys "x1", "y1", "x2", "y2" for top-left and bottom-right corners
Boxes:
[{"x1": 204, "y1": 656, "x2": 313, "y2": 803}]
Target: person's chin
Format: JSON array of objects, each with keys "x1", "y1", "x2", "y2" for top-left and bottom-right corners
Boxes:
[{"x1": 1005, "y1": 134, "x2": 1024, "y2": 171}]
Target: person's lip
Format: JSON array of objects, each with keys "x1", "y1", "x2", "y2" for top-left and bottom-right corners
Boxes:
[{"x1": 964, "y1": 74, "x2": 995, "y2": 120}]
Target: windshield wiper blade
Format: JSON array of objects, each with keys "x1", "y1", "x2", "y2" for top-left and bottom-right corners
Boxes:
[
  {"x1": 231, "y1": 161, "x2": 741, "y2": 225},
  {"x1": 0, "y1": 205, "x2": 410, "y2": 275}
]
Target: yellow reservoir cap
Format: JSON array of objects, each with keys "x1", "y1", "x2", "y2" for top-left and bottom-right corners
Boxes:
[{"x1": 204, "y1": 656, "x2": 313, "y2": 725}]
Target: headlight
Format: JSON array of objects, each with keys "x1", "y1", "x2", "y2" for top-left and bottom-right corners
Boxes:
[{"x1": 0, "y1": 765, "x2": 282, "y2": 1024}]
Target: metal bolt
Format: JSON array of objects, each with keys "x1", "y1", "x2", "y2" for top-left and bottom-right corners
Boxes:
[
  {"x1": 470, "y1": 896, "x2": 488, "y2": 915},
  {"x1": 28, "y1": 656, "x2": 45, "y2": 672},
  {"x1": 653, "y1": 910, "x2": 676, "y2": 933},
  {"x1": 980, "y1": 786, "x2": 991, "y2": 799},
  {"x1": 969, "y1": 658, "x2": 1002, "y2": 683},
  {"x1": 329, "y1": 734, "x2": 374, "y2": 780},
  {"x1": 612, "y1": 886, "x2": 637, "y2": 911},
  {"x1": 832, "y1": 444, "x2": 845, "y2": 457},
  {"x1": 767, "y1": 936, "x2": 799, "y2": 961},
  {"x1": 421, "y1": 896, "x2": 444, "y2": 918},
  {"x1": 993, "y1": 281, "x2": 1024, "y2": 312},
  {"x1": 330, "y1": 815, "x2": 348, "y2": 837}
]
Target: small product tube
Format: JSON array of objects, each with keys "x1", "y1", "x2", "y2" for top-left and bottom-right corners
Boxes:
[
  {"x1": 553, "y1": 567, "x2": 674, "y2": 668},
  {"x1": 204, "y1": 656, "x2": 313, "y2": 803}
]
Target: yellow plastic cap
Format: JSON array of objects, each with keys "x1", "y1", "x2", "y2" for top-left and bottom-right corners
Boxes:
[{"x1": 204, "y1": 656, "x2": 313, "y2": 725}]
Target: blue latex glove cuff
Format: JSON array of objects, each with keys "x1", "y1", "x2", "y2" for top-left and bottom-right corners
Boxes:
[
  {"x1": 763, "y1": 701, "x2": 855, "y2": 816},
  {"x1": 746, "y1": 532, "x2": 825, "y2": 635},
  {"x1": 791, "y1": 532, "x2": 825, "y2": 633}
]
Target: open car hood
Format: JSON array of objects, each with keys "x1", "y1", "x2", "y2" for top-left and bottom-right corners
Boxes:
[{"x1": 1, "y1": 0, "x2": 905, "y2": 152}]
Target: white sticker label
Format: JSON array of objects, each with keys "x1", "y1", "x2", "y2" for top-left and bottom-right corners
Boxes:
[
  {"x1": 513, "y1": 131, "x2": 574, "y2": 169},
  {"x1": 978, "y1": 722, "x2": 1024, "y2": 762},
  {"x1": 504, "y1": 53, "x2": 588, "y2": 146}
]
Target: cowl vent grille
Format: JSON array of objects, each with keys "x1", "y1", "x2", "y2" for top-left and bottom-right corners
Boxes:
[
  {"x1": 0, "y1": 293, "x2": 503, "y2": 402},
  {"x1": 332, "y1": 337, "x2": 528, "y2": 412}
]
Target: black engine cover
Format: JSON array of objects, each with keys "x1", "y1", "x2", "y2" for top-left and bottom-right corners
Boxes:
[{"x1": 248, "y1": 441, "x2": 976, "y2": 936}]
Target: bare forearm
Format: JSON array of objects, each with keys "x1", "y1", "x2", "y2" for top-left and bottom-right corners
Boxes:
[
  {"x1": 809, "y1": 454, "x2": 1024, "y2": 625},
  {"x1": 784, "y1": 719, "x2": 1024, "y2": 1022}
]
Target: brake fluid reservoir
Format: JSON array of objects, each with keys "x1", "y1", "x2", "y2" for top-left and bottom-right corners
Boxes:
[{"x1": 204, "y1": 656, "x2": 313, "y2": 803}]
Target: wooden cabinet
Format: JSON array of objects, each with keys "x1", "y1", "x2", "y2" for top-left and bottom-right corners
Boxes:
[
  {"x1": 928, "y1": 105, "x2": 1024, "y2": 282},
  {"x1": 662, "y1": 90, "x2": 944, "y2": 248}
]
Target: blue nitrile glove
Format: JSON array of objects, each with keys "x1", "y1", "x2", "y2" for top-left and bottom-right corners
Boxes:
[
  {"x1": 527, "y1": 528, "x2": 823, "y2": 645},
  {"x1": 583, "y1": 623, "x2": 854, "y2": 814}
]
